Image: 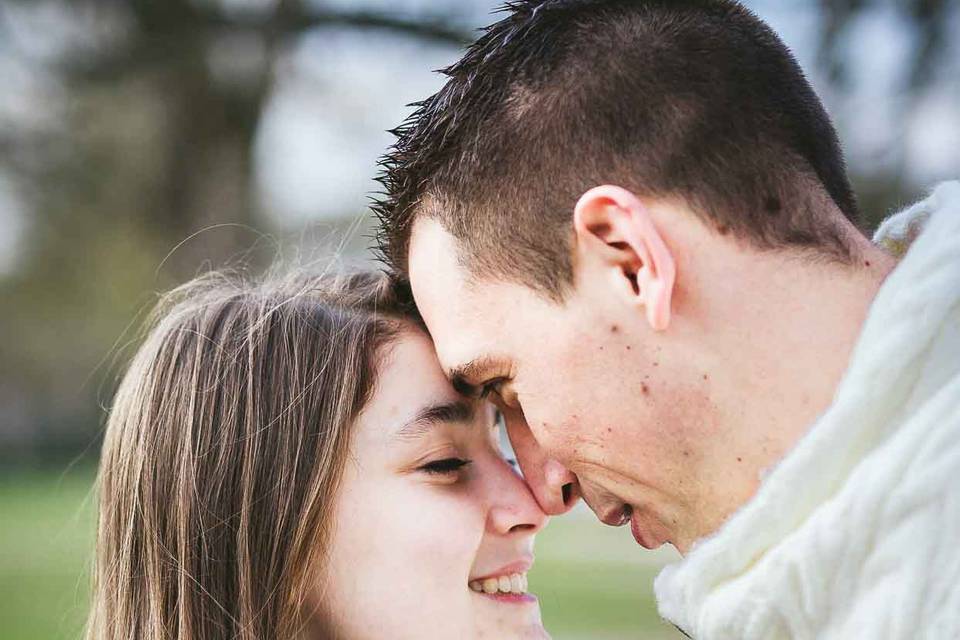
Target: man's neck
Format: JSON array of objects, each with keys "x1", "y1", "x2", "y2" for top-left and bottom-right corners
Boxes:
[{"x1": 687, "y1": 239, "x2": 896, "y2": 542}]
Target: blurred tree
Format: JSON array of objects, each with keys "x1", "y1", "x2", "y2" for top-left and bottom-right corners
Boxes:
[
  {"x1": 819, "y1": 0, "x2": 952, "y2": 90},
  {"x1": 817, "y1": 0, "x2": 958, "y2": 227},
  {"x1": 4, "y1": 0, "x2": 470, "y2": 276},
  {"x1": 0, "y1": 0, "x2": 470, "y2": 466}
]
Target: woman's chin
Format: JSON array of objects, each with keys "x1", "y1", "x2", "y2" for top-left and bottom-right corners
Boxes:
[
  {"x1": 519, "y1": 621, "x2": 552, "y2": 639},
  {"x1": 484, "y1": 620, "x2": 550, "y2": 640},
  {"x1": 473, "y1": 596, "x2": 550, "y2": 639}
]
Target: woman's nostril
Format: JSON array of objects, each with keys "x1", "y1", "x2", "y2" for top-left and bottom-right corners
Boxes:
[{"x1": 562, "y1": 483, "x2": 573, "y2": 505}]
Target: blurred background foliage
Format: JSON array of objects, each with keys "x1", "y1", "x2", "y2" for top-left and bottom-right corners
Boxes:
[{"x1": 0, "y1": 1, "x2": 957, "y2": 638}]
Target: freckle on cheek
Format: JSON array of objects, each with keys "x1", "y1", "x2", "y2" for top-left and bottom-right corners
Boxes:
[{"x1": 641, "y1": 382, "x2": 650, "y2": 394}]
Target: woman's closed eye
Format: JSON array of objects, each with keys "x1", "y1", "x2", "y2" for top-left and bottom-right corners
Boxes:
[{"x1": 419, "y1": 457, "x2": 472, "y2": 476}]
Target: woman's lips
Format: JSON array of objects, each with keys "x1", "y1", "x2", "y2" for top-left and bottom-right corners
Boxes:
[
  {"x1": 469, "y1": 558, "x2": 537, "y2": 604},
  {"x1": 477, "y1": 591, "x2": 538, "y2": 604}
]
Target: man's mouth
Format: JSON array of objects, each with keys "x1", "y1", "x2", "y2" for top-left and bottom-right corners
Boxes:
[
  {"x1": 601, "y1": 503, "x2": 667, "y2": 549},
  {"x1": 598, "y1": 504, "x2": 633, "y2": 527},
  {"x1": 629, "y1": 508, "x2": 666, "y2": 550}
]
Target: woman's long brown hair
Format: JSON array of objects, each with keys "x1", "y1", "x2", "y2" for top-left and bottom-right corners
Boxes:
[{"x1": 86, "y1": 269, "x2": 408, "y2": 640}]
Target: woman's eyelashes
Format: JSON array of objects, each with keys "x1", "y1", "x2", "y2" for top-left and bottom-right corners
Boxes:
[{"x1": 419, "y1": 457, "x2": 472, "y2": 476}]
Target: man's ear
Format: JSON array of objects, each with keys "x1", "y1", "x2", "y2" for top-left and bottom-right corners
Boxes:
[{"x1": 573, "y1": 185, "x2": 676, "y2": 331}]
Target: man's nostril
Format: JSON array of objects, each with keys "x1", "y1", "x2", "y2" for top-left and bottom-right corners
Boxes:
[{"x1": 561, "y1": 482, "x2": 573, "y2": 505}]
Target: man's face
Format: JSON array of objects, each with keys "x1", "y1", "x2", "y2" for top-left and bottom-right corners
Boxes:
[{"x1": 408, "y1": 218, "x2": 719, "y2": 552}]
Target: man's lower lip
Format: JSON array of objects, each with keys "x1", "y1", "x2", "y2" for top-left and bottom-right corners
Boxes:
[
  {"x1": 475, "y1": 592, "x2": 538, "y2": 604},
  {"x1": 630, "y1": 512, "x2": 661, "y2": 549}
]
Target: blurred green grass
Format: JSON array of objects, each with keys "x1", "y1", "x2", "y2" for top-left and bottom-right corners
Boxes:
[
  {"x1": 532, "y1": 510, "x2": 684, "y2": 639},
  {"x1": 0, "y1": 468, "x2": 681, "y2": 640},
  {"x1": 0, "y1": 468, "x2": 95, "y2": 640}
]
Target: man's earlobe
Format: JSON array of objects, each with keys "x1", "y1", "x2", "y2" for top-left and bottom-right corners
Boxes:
[{"x1": 573, "y1": 185, "x2": 676, "y2": 331}]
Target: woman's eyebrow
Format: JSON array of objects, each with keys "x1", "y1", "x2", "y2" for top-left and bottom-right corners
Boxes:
[{"x1": 394, "y1": 400, "x2": 476, "y2": 441}]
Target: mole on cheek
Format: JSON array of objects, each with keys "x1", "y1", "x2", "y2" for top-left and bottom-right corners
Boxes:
[
  {"x1": 641, "y1": 382, "x2": 650, "y2": 394},
  {"x1": 610, "y1": 324, "x2": 619, "y2": 333}
]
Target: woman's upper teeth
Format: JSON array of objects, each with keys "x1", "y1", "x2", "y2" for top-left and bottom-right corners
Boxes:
[{"x1": 469, "y1": 572, "x2": 528, "y2": 594}]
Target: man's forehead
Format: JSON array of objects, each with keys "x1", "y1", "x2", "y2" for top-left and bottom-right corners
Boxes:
[
  {"x1": 407, "y1": 218, "x2": 485, "y2": 367},
  {"x1": 407, "y1": 217, "x2": 527, "y2": 382},
  {"x1": 408, "y1": 219, "x2": 468, "y2": 305},
  {"x1": 408, "y1": 217, "x2": 460, "y2": 271}
]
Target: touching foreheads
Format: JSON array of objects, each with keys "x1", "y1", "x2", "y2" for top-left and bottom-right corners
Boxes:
[{"x1": 374, "y1": 0, "x2": 861, "y2": 300}]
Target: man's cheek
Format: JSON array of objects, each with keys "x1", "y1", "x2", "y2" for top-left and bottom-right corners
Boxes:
[{"x1": 527, "y1": 405, "x2": 598, "y2": 464}]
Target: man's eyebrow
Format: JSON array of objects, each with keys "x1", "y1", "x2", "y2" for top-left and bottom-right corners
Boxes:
[
  {"x1": 394, "y1": 400, "x2": 476, "y2": 441},
  {"x1": 447, "y1": 357, "x2": 504, "y2": 397}
]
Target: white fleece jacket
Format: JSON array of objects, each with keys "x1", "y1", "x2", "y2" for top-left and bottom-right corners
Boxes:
[{"x1": 655, "y1": 181, "x2": 960, "y2": 640}]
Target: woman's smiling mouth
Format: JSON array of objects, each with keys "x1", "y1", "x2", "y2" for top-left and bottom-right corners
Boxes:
[
  {"x1": 469, "y1": 560, "x2": 537, "y2": 603},
  {"x1": 469, "y1": 571, "x2": 529, "y2": 595}
]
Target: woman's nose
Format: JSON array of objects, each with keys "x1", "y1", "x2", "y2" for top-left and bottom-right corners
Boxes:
[{"x1": 486, "y1": 456, "x2": 549, "y2": 536}]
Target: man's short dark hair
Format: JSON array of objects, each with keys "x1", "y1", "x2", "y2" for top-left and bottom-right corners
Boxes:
[{"x1": 374, "y1": 0, "x2": 860, "y2": 300}]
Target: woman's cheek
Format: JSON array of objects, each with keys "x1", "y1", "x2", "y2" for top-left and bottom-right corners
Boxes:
[
  {"x1": 384, "y1": 485, "x2": 486, "y2": 634},
  {"x1": 323, "y1": 479, "x2": 484, "y2": 637},
  {"x1": 399, "y1": 482, "x2": 485, "y2": 568}
]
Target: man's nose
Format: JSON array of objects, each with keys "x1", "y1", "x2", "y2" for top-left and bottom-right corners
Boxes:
[
  {"x1": 505, "y1": 411, "x2": 580, "y2": 515},
  {"x1": 536, "y1": 458, "x2": 581, "y2": 515}
]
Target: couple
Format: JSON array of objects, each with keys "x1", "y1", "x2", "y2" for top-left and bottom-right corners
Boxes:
[{"x1": 88, "y1": 1, "x2": 960, "y2": 639}]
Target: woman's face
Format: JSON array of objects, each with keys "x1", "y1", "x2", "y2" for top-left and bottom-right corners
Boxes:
[{"x1": 320, "y1": 329, "x2": 550, "y2": 639}]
